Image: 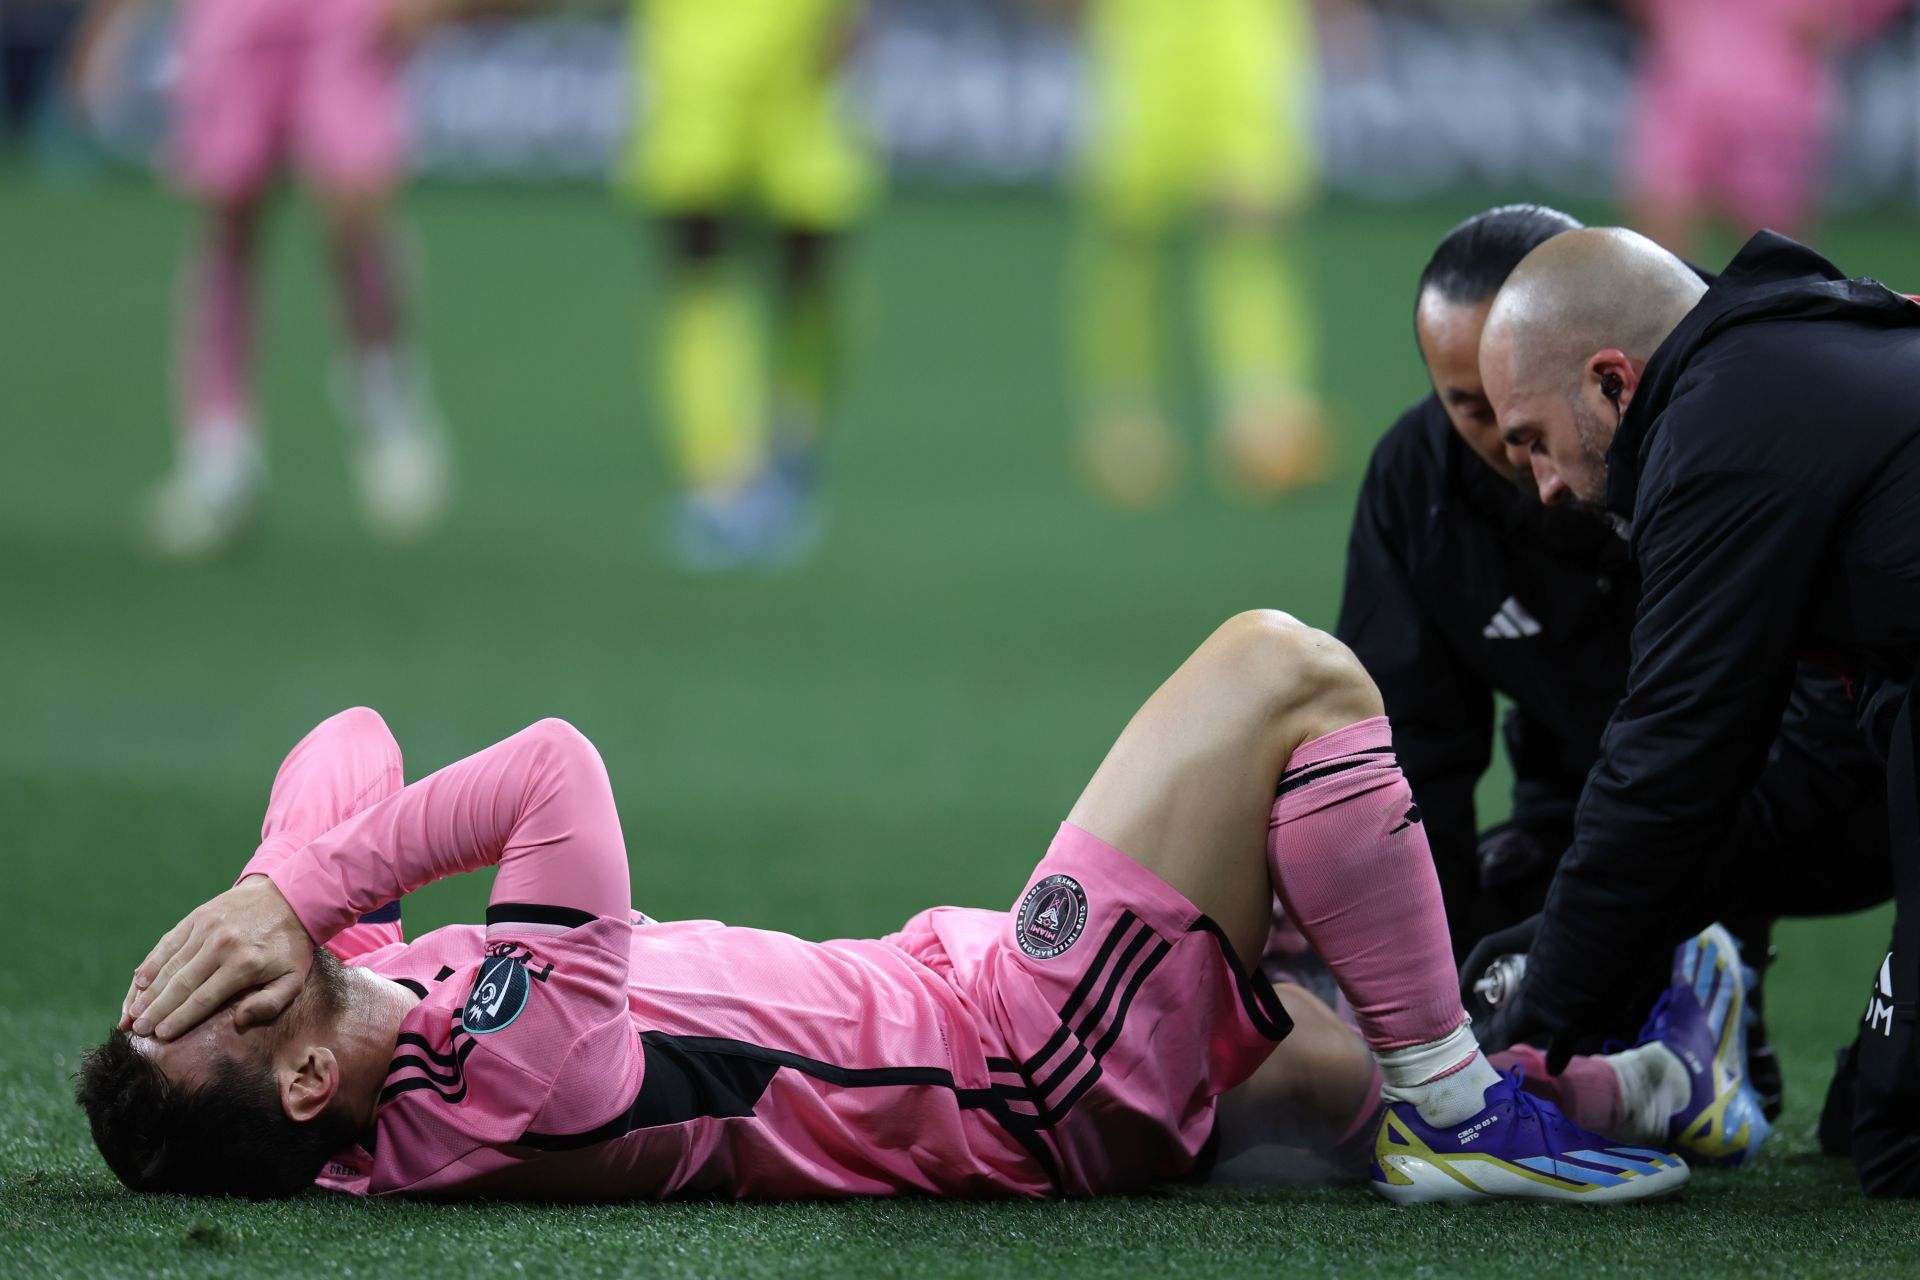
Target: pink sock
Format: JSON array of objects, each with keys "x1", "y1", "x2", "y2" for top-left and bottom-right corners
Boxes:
[
  {"x1": 1266, "y1": 716, "x2": 1464, "y2": 1053},
  {"x1": 178, "y1": 218, "x2": 257, "y2": 438},
  {"x1": 1492, "y1": 1045, "x2": 1624, "y2": 1137},
  {"x1": 334, "y1": 224, "x2": 403, "y2": 355}
]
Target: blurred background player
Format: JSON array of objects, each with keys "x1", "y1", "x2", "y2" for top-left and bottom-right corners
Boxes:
[
  {"x1": 1625, "y1": 0, "x2": 1904, "y2": 259},
  {"x1": 67, "y1": 0, "x2": 458, "y2": 559},
  {"x1": 621, "y1": 0, "x2": 874, "y2": 572},
  {"x1": 1066, "y1": 0, "x2": 1347, "y2": 508}
]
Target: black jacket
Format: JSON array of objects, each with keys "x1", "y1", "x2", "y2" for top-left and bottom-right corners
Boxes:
[
  {"x1": 1527, "y1": 232, "x2": 1920, "y2": 1034},
  {"x1": 1337, "y1": 397, "x2": 1638, "y2": 949}
]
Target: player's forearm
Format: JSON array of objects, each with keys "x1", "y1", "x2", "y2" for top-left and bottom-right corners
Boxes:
[{"x1": 270, "y1": 719, "x2": 632, "y2": 944}]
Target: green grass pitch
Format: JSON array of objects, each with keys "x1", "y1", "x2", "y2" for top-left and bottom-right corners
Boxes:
[{"x1": 4, "y1": 167, "x2": 1920, "y2": 1276}]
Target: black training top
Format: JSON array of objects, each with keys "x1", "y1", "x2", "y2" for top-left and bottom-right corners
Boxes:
[
  {"x1": 1528, "y1": 231, "x2": 1920, "y2": 1035},
  {"x1": 1336, "y1": 394, "x2": 1636, "y2": 951}
]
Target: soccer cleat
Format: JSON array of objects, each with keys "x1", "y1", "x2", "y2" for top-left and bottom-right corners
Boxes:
[
  {"x1": 356, "y1": 425, "x2": 450, "y2": 543},
  {"x1": 1370, "y1": 1068, "x2": 1690, "y2": 1205},
  {"x1": 1637, "y1": 923, "x2": 1773, "y2": 1167},
  {"x1": 1077, "y1": 410, "x2": 1182, "y2": 509},
  {"x1": 145, "y1": 431, "x2": 265, "y2": 560},
  {"x1": 755, "y1": 439, "x2": 828, "y2": 571},
  {"x1": 337, "y1": 351, "x2": 452, "y2": 542},
  {"x1": 1212, "y1": 395, "x2": 1332, "y2": 497}
]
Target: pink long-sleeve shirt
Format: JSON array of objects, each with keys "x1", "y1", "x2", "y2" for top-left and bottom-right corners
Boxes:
[{"x1": 242, "y1": 714, "x2": 1047, "y2": 1200}]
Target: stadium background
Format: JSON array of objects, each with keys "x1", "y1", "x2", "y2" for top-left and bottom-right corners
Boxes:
[{"x1": 5, "y1": 1, "x2": 1920, "y2": 1273}]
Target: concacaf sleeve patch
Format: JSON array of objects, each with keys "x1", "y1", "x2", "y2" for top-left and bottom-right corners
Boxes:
[{"x1": 463, "y1": 952, "x2": 533, "y2": 1034}]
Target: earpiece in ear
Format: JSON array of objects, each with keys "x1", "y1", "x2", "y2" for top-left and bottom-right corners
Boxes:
[{"x1": 1600, "y1": 372, "x2": 1625, "y2": 404}]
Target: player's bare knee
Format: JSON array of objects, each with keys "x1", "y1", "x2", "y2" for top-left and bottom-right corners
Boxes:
[{"x1": 1206, "y1": 611, "x2": 1381, "y2": 740}]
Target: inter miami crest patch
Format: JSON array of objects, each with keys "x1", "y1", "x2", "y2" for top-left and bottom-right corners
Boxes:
[
  {"x1": 464, "y1": 953, "x2": 533, "y2": 1034},
  {"x1": 1016, "y1": 874, "x2": 1088, "y2": 960}
]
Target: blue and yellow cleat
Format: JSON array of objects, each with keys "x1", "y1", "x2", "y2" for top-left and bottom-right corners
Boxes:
[
  {"x1": 1370, "y1": 1069, "x2": 1690, "y2": 1205},
  {"x1": 1640, "y1": 923, "x2": 1773, "y2": 1166}
]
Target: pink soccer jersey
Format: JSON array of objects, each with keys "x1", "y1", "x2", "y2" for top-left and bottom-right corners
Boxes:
[{"x1": 239, "y1": 712, "x2": 1288, "y2": 1200}]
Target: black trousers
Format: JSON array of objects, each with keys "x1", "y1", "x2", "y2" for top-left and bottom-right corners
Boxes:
[{"x1": 1837, "y1": 683, "x2": 1920, "y2": 1198}]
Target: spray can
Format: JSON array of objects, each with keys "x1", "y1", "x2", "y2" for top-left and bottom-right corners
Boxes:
[{"x1": 1473, "y1": 954, "x2": 1528, "y2": 1009}]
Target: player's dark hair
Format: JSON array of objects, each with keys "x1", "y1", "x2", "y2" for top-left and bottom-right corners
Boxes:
[
  {"x1": 1415, "y1": 204, "x2": 1585, "y2": 311},
  {"x1": 73, "y1": 948, "x2": 356, "y2": 1199},
  {"x1": 74, "y1": 1030, "x2": 356, "y2": 1198}
]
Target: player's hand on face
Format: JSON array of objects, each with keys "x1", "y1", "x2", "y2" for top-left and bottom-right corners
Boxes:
[{"x1": 121, "y1": 875, "x2": 314, "y2": 1041}]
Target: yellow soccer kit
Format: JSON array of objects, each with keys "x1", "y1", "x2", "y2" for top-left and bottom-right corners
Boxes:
[
  {"x1": 1082, "y1": 0, "x2": 1317, "y2": 231},
  {"x1": 623, "y1": 0, "x2": 874, "y2": 230}
]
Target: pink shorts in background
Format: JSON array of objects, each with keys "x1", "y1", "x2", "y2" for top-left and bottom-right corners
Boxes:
[{"x1": 173, "y1": 0, "x2": 407, "y2": 200}]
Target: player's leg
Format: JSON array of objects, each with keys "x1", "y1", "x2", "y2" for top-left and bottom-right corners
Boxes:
[
  {"x1": 302, "y1": 0, "x2": 448, "y2": 541},
  {"x1": 625, "y1": 0, "x2": 772, "y2": 569},
  {"x1": 652, "y1": 211, "x2": 775, "y2": 570},
  {"x1": 1493, "y1": 923, "x2": 1772, "y2": 1167},
  {"x1": 1070, "y1": 1, "x2": 1184, "y2": 508},
  {"x1": 153, "y1": 0, "x2": 284, "y2": 558},
  {"x1": 1070, "y1": 611, "x2": 1689, "y2": 1202},
  {"x1": 771, "y1": 227, "x2": 839, "y2": 465},
  {"x1": 1194, "y1": 0, "x2": 1328, "y2": 495},
  {"x1": 1213, "y1": 982, "x2": 1381, "y2": 1177},
  {"x1": 1067, "y1": 611, "x2": 1374, "y2": 964},
  {"x1": 750, "y1": 36, "x2": 869, "y2": 563}
]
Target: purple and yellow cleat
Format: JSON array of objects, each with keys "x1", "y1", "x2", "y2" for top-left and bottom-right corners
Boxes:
[
  {"x1": 1371, "y1": 1069, "x2": 1690, "y2": 1205},
  {"x1": 1639, "y1": 923, "x2": 1773, "y2": 1167}
]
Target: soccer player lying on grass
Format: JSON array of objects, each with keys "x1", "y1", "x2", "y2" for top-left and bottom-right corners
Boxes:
[{"x1": 81, "y1": 614, "x2": 1701, "y2": 1204}]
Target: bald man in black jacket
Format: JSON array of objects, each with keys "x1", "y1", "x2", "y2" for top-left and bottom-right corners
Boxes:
[{"x1": 1481, "y1": 228, "x2": 1918, "y2": 1197}]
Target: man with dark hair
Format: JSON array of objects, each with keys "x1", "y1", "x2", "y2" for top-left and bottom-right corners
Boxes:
[
  {"x1": 1337, "y1": 206, "x2": 1888, "y2": 1123},
  {"x1": 80, "y1": 629, "x2": 1711, "y2": 1205},
  {"x1": 1340, "y1": 204, "x2": 1625, "y2": 951},
  {"x1": 76, "y1": 947, "x2": 360, "y2": 1198},
  {"x1": 1479, "y1": 226, "x2": 1917, "y2": 1196}
]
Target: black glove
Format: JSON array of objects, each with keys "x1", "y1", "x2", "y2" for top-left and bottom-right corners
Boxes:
[
  {"x1": 1457, "y1": 912, "x2": 1542, "y2": 1015},
  {"x1": 1475, "y1": 822, "x2": 1556, "y2": 889},
  {"x1": 1472, "y1": 987, "x2": 1578, "y2": 1069},
  {"x1": 1458, "y1": 913, "x2": 1577, "y2": 1073}
]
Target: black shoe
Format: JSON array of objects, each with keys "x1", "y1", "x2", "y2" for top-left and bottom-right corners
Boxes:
[{"x1": 1743, "y1": 941, "x2": 1784, "y2": 1122}]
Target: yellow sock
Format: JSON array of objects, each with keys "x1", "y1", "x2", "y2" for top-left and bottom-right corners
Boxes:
[
  {"x1": 1198, "y1": 221, "x2": 1315, "y2": 413},
  {"x1": 772, "y1": 283, "x2": 835, "y2": 454},
  {"x1": 1072, "y1": 220, "x2": 1164, "y2": 422},
  {"x1": 658, "y1": 267, "x2": 764, "y2": 494}
]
